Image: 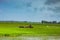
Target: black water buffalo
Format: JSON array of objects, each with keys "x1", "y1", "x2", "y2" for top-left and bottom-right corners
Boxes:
[
  {"x1": 19, "y1": 26, "x2": 25, "y2": 28},
  {"x1": 19, "y1": 24, "x2": 33, "y2": 28}
]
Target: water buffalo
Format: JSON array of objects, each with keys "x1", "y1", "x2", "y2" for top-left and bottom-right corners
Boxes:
[
  {"x1": 19, "y1": 26, "x2": 25, "y2": 28},
  {"x1": 28, "y1": 24, "x2": 33, "y2": 28},
  {"x1": 19, "y1": 24, "x2": 33, "y2": 28}
]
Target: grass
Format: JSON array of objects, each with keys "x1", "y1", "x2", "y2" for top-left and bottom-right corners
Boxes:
[{"x1": 0, "y1": 22, "x2": 60, "y2": 36}]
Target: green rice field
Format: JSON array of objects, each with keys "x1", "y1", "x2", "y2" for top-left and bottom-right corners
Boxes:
[{"x1": 0, "y1": 22, "x2": 60, "y2": 37}]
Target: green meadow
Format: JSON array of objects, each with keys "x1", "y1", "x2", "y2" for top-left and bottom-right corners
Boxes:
[{"x1": 0, "y1": 22, "x2": 60, "y2": 37}]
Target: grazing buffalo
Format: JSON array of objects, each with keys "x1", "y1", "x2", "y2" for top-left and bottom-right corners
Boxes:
[
  {"x1": 19, "y1": 26, "x2": 25, "y2": 28},
  {"x1": 28, "y1": 24, "x2": 33, "y2": 28},
  {"x1": 19, "y1": 24, "x2": 33, "y2": 28}
]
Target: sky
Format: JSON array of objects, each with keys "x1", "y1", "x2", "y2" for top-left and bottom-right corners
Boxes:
[{"x1": 0, "y1": 0, "x2": 60, "y2": 22}]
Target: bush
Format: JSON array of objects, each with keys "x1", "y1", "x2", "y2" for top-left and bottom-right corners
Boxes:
[{"x1": 4, "y1": 34, "x2": 10, "y2": 37}]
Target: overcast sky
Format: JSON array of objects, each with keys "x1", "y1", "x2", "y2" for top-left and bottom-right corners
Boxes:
[{"x1": 0, "y1": 0, "x2": 60, "y2": 22}]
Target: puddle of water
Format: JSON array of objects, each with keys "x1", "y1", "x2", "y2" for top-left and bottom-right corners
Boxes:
[{"x1": 0, "y1": 36, "x2": 60, "y2": 40}]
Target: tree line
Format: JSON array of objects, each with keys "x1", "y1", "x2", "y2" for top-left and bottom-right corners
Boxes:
[
  {"x1": 41, "y1": 20, "x2": 60, "y2": 24},
  {"x1": 0, "y1": 21, "x2": 60, "y2": 24}
]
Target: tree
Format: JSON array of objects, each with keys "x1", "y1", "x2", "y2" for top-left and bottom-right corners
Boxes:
[
  {"x1": 41, "y1": 20, "x2": 48, "y2": 24},
  {"x1": 52, "y1": 21, "x2": 57, "y2": 24},
  {"x1": 58, "y1": 22, "x2": 60, "y2": 24}
]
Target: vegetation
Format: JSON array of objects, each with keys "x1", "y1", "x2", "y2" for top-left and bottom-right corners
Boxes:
[
  {"x1": 41, "y1": 20, "x2": 59, "y2": 24},
  {"x1": 0, "y1": 21, "x2": 60, "y2": 37}
]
